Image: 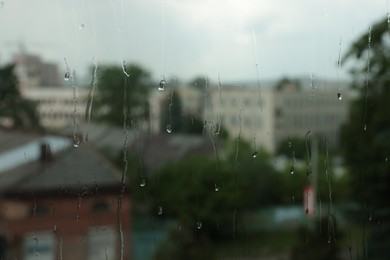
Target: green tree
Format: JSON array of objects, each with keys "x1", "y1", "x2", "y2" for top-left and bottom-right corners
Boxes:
[
  {"x1": 149, "y1": 146, "x2": 281, "y2": 259},
  {"x1": 189, "y1": 76, "x2": 209, "y2": 90},
  {"x1": 341, "y1": 16, "x2": 390, "y2": 258},
  {"x1": 94, "y1": 63, "x2": 152, "y2": 127},
  {"x1": 275, "y1": 77, "x2": 301, "y2": 91},
  {"x1": 160, "y1": 91, "x2": 205, "y2": 135},
  {"x1": 276, "y1": 137, "x2": 307, "y2": 160},
  {"x1": 0, "y1": 64, "x2": 40, "y2": 129}
]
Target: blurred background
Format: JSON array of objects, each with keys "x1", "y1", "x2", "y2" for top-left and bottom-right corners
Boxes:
[{"x1": 0, "y1": 0, "x2": 389, "y2": 259}]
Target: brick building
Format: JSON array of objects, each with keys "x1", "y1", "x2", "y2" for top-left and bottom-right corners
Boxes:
[{"x1": 0, "y1": 130, "x2": 131, "y2": 259}]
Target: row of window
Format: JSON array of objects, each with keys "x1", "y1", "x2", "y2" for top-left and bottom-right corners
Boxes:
[
  {"x1": 278, "y1": 114, "x2": 345, "y2": 127},
  {"x1": 30, "y1": 201, "x2": 110, "y2": 218},
  {"x1": 39, "y1": 112, "x2": 85, "y2": 120},
  {"x1": 283, "y1": 98, "x2": 344, "y2": 108},
  {"x1": 35, "y1": 99, "x2": 88, "y2": 106}
]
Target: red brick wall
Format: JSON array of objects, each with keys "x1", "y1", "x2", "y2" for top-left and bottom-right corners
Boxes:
[{"x1": 2, "y1": 194, "x2": 131, "y2": 259}]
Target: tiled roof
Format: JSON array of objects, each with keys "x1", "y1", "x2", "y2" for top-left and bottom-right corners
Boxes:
[{"x1": 0, "y1": 129, "x2": 123, "y2": 196}]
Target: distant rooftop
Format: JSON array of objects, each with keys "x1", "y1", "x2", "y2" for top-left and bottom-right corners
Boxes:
[{"x1": 0, "y1": 129, "x2": 123, "y2": 197}]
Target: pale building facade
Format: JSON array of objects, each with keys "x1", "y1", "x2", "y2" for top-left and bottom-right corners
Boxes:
[
  {"x1": 204, "y1": 84, "x2": 349, "y2": 153},
  {"x1": 204, "y1": 86, "x2": 275, "y2": 152},
  {"x1": 21, "y1": 87, "x2": 89, "y2": 129}
]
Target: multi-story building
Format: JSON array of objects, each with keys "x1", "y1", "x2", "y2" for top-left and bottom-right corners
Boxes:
[
  {"x1": 0, "y1": 130, "x2": 130, "y2": 260},
  {"x1": 14, "y1": 48, "x2": 60, "y2": 89},
  {"x1": 273, "y1": 86, "x2": 348, "y2": 148},
  {"x1": 204, "y1": 83, "x2": 349, "y2": 153},
  {"x1": 21, "y1": 87, "x2": 89, "y2": 129},
  {"x1": 204, "y1": 85, "x2": 275, "y2": 152}
]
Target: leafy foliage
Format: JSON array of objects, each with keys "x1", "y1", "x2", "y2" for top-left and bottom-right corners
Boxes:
[
  {"x1": 160, "y1": 90, "x2": 206, "y2": 135},
  {"x1": 276, "y1": 137, "x2": 308, "y2": 160},
  {"x1": 274, "y1": 77, "x2": 301, "y2": 91},
  {"x1": 94, "y1": 63, "x2": 152, "y2": 127},
  {"x1": 341, "y1": 16, "x2": 390, "y2": 258},
  {"x1": 0, "y1": 64, "x2": 40, "y2": 129}
]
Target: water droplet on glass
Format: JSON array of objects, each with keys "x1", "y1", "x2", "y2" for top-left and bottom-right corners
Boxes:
[
  {"x1": 214, "y1": 184, "x2": 220, "y2": 192},
  {"x1": 0, "y1": 2, "x2": 4, "y2": 9},
  {"x1": 158, "y1": 79, "x2": 166, "y2": 91},
  {"x1": 252, "y1": 151, "x2": 258, "y2": 158},
  {"x1": 177, "y1": 224, "x2": 182, "y2": 231},
  {"x1": 288, "y1": 141, "x2": 292, "y2": 147},
  {"x1": 364, "y1": 124, "x2": 367, "y2": 131},
  {"x1": 64, "y1": 72, "x2": 71, "y2": 81},
  {"x1": 73, "y1": 137, "x2": 80, "y2": 148},
  {"x1": 79, "y1": 24, "x2": 85, "y2": 30},
  {"x1": 290, "y1": 166, "x2": 295, "y2": 175},
  {"x1": 337, "y1": 92, "x2": 342, "y2": 100},
  {"x1": 385, "y1": 157, "x2": 388, "y2": 162},
  {"x1": 305, "y1": 208, "x2": 309, "y2": 215},
  {"x1": 196, "y1": 221, "x2": 202, "y2": 229},
  {"x1": 140, "y1": 178, "x2": 146, "y2": 187},
  {"x1": 166, "y1": 124, "x2": 172, "y2": 133},
  {"x1": 157, "y1": 206, "x2": 163, "y2": 215}
]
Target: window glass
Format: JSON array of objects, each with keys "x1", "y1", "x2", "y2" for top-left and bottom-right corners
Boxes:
[{"x1": 0, "y1": 1, "x2": 389, "y2": 259}]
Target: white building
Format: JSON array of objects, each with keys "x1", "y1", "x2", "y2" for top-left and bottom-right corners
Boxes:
[
  {"x1": 204, "y1": 83, "x2": 349, "y2": 153},
  {"x1": 21, "y1": 87, "x2": 89, "y2": 129},
  {"x1": 274, "y1": 88, "x2": 348, "y2": 148},
  {"x1": 204, "y1": 85, "x2": 275, "y2": 152}
]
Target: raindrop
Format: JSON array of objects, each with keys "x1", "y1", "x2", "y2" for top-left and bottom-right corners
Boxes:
[
  {"x1": 0, "y1": 2, "x2": 4, "y2": 9},
  {"x1": 157, "y1": 206, "x2": 163, "y2": 215},
  {"x1": 166, "y1": 124, "x2": 172, "y2": 133},
  {"x1": 290, "y1": 166, "x2": 295, "y2": 175},
  {"x1": 140, "y1": 178, "x2": 146, "y2": 187},
  {"x1": 252, "y1": 151, "x2": 258, "y2": 158},
  {"x1": 364, "y1": 124, "x2": 367, "y2": 131},
  {"x1": 158, "y1": 79, "x2": 166, "y2": 91},
  {"x1": 64, "y1": 72, "x2": 71, "y2": 81},
  {"x1": 385, "y1": 157, "x2": 388, "y2": 162},
  {"x1": 196, "y1": 221, "x2": 202, "y2": 230},
  {"x1": 337, "y1": 92, "x2": 342, "y2": 100},
  {"x1": 214, "y1": 183, "x2": 220, "y2": 192},
  {"x1": 288, "y1": 141, "x2": 292, "y2": 147},
  {"x1": 73, "y1": 136, "x2": 80, "y2": 148},
  {"x1": 53, "y1": 225, "x2": 57, "y2": 233},
  {"x1": 120, "y1": 61, "x2": 130, "y2": 77}
]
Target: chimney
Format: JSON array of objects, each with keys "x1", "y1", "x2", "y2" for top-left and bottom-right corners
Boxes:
[{"x1": 40, "y1": 143, "x2": 52, "y2": 163}]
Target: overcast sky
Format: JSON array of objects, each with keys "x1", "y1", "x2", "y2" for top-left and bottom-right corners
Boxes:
[{"x1": 0, "y1": 0, "x2": 388, "y2": 83}]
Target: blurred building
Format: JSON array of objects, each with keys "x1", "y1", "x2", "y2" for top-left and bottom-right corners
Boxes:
[
  {"x1": 204, "y1": 85, "x2": 275, "y2": 152},
  {"x1": 0, "y1": 130, "x2": 130, "y2": 260},
  {"x1": 204, "y1": 82, "x2": 349, "y2": 152},
  {"x1": 273, "y1": 87, "x2": 348, "y2": 148},
  {"x1": 21, "y1": 87, "x2": 89, "y2": 130},
  {"x1": 13, "y1": 47, "x2": 60, "y2": 89}
]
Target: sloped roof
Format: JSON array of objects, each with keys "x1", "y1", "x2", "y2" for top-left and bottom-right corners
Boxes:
[
  {"x1": 128, "y1": 133, "x2": 216, "y2": 174},
  {"x1": 61, "y1": 124, "x2": 218, "y2": 174},
  {"x1": 0, "y1": 130, "x2": 124, "y2": 197},
  {"x1": 15, "y1": 145, "x2": 123, "y2": 194}
]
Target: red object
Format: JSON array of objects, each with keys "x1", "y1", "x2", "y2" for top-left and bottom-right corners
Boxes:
[{"x1": 304, "y1": 185, "x2": 314, "y2": 217}]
